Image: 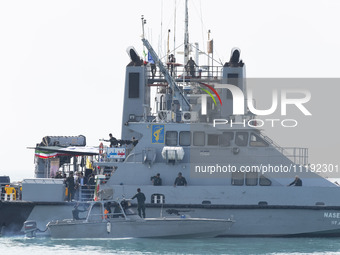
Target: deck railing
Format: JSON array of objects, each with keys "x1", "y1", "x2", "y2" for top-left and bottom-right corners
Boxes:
[
  {"x1": 76, "y1": 185, "x2": 96, "y2": 201},
  {"x1": 262, "y1": 135, "x2": 308, "y2": 165},
  {"x1": 146, "y1": 64, "x2": 223, "y2": 83}
]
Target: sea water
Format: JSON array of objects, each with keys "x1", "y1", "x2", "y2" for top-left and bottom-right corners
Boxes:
[{"x1": 1, "y1": 237, "x2": 340, "y2": 255}]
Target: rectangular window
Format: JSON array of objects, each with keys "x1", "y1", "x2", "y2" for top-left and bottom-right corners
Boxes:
[
  {"x1": 246, "y1": 172, "x2": 258, "y2": 186},
  {"x1": 128, "y1": 72, "x2": 140, "y2": 98},
  {"x1": 193, "y1": 132, "x2": 205, "y2": 146},
  {"x1": 219, "y1": 132, "x2": 234, "y2": 147},
  {"x1": 165, "y1": 131, "x2": 178, "y2": 146},
  {"x1": 227, "y1": 73, "x2": 239, "y2": 86},
  {"x1": 227, "y1": 73, "x2": 239, "y2": 99},
  {"x1": 179, "y1": 131, "x2": 191, "y2": 146},
  {"x1": 250, "y1": 133, "x2": 269, "y2": 147},
  {"x1": 235, "y1": 132, "x2": 248, "y2": 146},
  {"x1": 231, "y1": 171, "x2": 244, "y2": 186},
  {"x1": 207, "y1": 134, "x2": 219, "y2": 146}
]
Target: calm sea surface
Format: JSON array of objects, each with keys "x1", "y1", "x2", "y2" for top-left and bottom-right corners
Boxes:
[{"x1": 1, "y1": 237, "x2": 340, "y2": 255}]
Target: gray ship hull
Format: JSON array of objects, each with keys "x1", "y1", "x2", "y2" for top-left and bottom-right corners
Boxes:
[
  {"x1": 15, "y1": 202, "x2": 340, "y2": 237},
  {"x1": 6, "y1": 183, "x2": 339, "y2": 237},
  {"x1": 145, "y1": 206, "x2": 340, "y2": 237}
]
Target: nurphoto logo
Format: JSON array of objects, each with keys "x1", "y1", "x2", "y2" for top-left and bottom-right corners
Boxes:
[{"x1": 200, "y1": 84, "x2": 312, "y2": 128}]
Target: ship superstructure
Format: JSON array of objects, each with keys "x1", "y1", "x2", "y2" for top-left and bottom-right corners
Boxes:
[{"x1": 89, "y1": 2, "x2": 340, "y2": 236}]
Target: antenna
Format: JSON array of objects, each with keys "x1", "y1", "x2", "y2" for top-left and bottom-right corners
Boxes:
[
  {"x1": 141, "y1": 15, "x2": 147, "y2": 61},
  {"x1": 141, "y1": 15, "x2": 146, "y2": 39},
  {"x1": 184, "y1": 0, "x2": 189, "y2": 65},
  {"x1": 167, "y1": 29, "x2": 171, "y2": 62},
  {"x1": 173, "y1": 0, "x2": 177, "y2": 59}
]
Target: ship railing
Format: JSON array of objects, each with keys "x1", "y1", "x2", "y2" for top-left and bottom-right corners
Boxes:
[
  {"x1": 146, "y1": 64, "x2": 223, "y2": 83},
  {"x1": 77, "y1": 184, "x2": 96, "y2": 201},
  {"x1": 262, "y1": 135, "x2": 308, "y2": 165},
  {"x1": 23, "y1": 178, "x2": 65, "y2": 184},
  {"x1": 277, "y1": 147, "x2": 309, "y2": 166}
]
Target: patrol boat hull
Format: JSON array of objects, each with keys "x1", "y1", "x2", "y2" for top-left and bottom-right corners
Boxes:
[
  {"x1": 47, "y1": 217, "x2": 233, "y2": 239},
  {"x1": 43, "y1": 199, "x2": 234, "y2": 239}
]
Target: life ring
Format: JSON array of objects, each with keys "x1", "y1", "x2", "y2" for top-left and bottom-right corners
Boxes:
[
  {"x1": 99, "y1": 142, "x2": 104, "y2": 155},
  {"x1": 232, "y1": 147, "x2": 240, "y2": 155}
]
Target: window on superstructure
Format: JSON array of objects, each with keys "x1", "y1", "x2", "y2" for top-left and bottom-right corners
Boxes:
[
  {"x1": 250, "y1": 133, "x2": 269, "y2": 147},
  {"x1": 179, "y1": 131, "x2": 191, "y2": 146},
  {"x1": 207, "y1": 134, "x2": 219, "y2": 146},
  {"x1": 235, "y1": 132, "x2": 248, "y2": 146},
  {"x1": 227, "y1": 73, "x2": 239, "y2": 99},
  {"x1": 128, "y1": 72, "x2": 140, "y2": 98},
  {"x1": 193, "y1": 132, "x2": 205, "y2": 146},
  {"x1": 165, "y1": 131, "x2": 178, "y2": 146},
  {"x1": 219, "y1": 132, "x2": 234, "y2": 147},
  {"x1": 246, "y1": 171, "x2": 258, "y2": 186},
  {"x1": 259, "y1": 175, "x2": 272, "y2": 186},
  {"x1": 231, "y1": 171, "x2": 244, "y2": 186}
]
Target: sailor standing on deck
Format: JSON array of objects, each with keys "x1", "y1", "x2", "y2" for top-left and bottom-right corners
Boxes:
[
  {"x1": 186, "y1": 57, "x2": 197, "y2": 77},
  {"x1": 174, "y1": 172, "x2": 187, "y2": 186},
  {"x1": 65, "y1": 172, "x2": 76, "y2": 202},
  {"x1": 151, "y1": 173, "x2": 162, "y2": 186},
  {"x1": 131, "y1": 188, "x2": 146, "y2": 218},
  {"x1": 105, "y1": 133, "x2": 118, "y2": 147},
  {"x1": 168, "y1": 54, "x2": 176, "y2": 76}
]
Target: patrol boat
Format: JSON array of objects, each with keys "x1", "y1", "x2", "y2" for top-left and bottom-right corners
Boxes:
[
  {"x1": 27, "y1": 200, "x2": 233, "y2": 239},
  {"x1": 1, "y1": 0, "x2": 340, "y2": 237}
]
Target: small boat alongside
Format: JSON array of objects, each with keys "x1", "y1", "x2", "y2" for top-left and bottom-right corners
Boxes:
[{"x1": 25, "y1": 199, "x2": 234, "y2": 238}]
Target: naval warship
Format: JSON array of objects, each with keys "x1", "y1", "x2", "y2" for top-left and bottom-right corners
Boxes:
[{"x1": 1, "y1": 0, "x2": 340, "y2": 237}]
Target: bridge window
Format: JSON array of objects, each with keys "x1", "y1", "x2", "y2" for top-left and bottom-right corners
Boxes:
[
  {"x1": 246, "y1": 172, "x2": 258, "y2": 186},
  {"x1": 193, "y1": 132, "x2": 205, "y2": 146},
  {"x1": 259, "y1": 175, "x2": 272, "y2": 186},
  {"x1": 207, "y1": 134, "x2": 219, "y2": 146},
  {"x1": 179, "y1": 131, "x2": 191, "y2": 146},
  {"x1": 231, "y1": 171, "x2": 244, "y2": 186},
  {"x1": 166, "y1": 131, "x2": 178, "y2": 146},
  {"x1": 250, "y1": 133, "x2": 269, "y2": 147},
  {"x1": 219, "y1": 132, "x2": 234, "y2": 147},
  {"x1": 235, "y1": 132, "x2": 248, "y2": 146}
]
